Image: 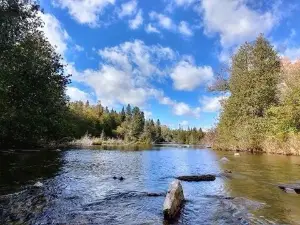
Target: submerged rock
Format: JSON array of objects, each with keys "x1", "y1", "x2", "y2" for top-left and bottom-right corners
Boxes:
[
  {"x1": 278, "y1": 183, "x2": 300, "y2": 194},
  {"x1": 176, "y1": 175, "x2": 216, "y2": 182},
  {"x1": 147, "y1": 192, "x2": 163, "y2": 197},
  {"x1": 33, "y1": 181, "x2": 43, "y2": 188},
  {"x1": 220, "y1": 157, "x2": 229, "y2": 163},
  {"x1": 234, "y1": 153, "x2": 240, "y2": 157},
  {"x1": 163, "y1": 180, "x2": 184, "y2": 220}
]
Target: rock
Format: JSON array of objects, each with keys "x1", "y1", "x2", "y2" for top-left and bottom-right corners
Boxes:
[
  {"x1": 119, "y1": 176, "x2": 124, "y2": 181},
  {"x1": 176, "y1": 175, "x2": 216, "y2": 182},
  {"x1": 55, "y1": 149, "x2": 61, "y2": 152},
  {"x1": 224, "y1": 170, "x2": 232, "y2": 173},
  {"x1": 220, "y1": 157, "x2": 229, "y2": 163},
  {"x1": 33, "y1": 181, "x2": 43, "y2": 187},
  {"x1": 278, "y1": 183, "x2": 300, "y2": 194},
  {"x1": 113, "y1": 176, "x2": 117, "y2": 180},
  {"x1": 234, "y1": 153, "x2": 240, "y2": 156},
  {"x1": 147, "y1": 193, "x2": 162, "y2": 197},
  {"x1": 163, "y1": 180, "x2": 184, "y2": 220}
]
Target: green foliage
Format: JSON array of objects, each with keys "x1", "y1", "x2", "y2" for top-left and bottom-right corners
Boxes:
[
  {"x1": 0, "y1": 0, "x2": 70, "y2": 148},
  {"x1": 215, "y1": 35, "x2": 281, "y2": 151}
]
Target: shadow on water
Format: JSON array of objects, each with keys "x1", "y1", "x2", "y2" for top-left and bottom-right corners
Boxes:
[
  {"x1": 0, "y1": 148, "x2": 300, "y2": 224},
  {"x1": 0, "y1": 150, "x2": 62, "y2": 195}
]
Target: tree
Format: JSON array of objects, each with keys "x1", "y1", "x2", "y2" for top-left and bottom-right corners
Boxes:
[
  {"x1": 215, "y1": 35, "x2": 281, "y2": 150},
  {"x1": 0, "y1": 0, "x2": 70, "y2": 147},
  {"x1": 126, "y1": 104, "x2": 132, "y2": 121},
  {"x1": 155, "y1": 119, "x2": 162, "y2": 141},
  {"x1": 130, "y1": 107, "x2": 144, "y2": 140},
  {"x1": 120, "y1": 106, "x2": 126, "y2": 122}
]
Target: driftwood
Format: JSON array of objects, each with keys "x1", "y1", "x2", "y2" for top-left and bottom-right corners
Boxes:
[{"x1": 176, "y1": 175, "x2": 216, "y2": 182}]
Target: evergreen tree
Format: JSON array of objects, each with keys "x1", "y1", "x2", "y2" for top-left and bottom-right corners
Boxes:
[
  {"x1": 120, "y1": 106, "x2": 126, "y2": 122},
  {"x1": 155, "y1": 119, "x2": 162, "y2": 142},
  {"x1": 216, "y1": 35, "x2": 281, "y2": 150},
  {"x1": 126, "y1": 104, "x2": 132, "y2": 121},
  {"x1": 0, "y1": 0, "x2": 70, "y2": 147}
]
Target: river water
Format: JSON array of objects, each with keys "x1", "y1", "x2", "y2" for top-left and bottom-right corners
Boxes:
[{"x1": 1, "y1": 147, "x2": 300, "y2": 224}]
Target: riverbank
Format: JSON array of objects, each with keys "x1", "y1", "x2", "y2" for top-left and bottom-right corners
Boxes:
[{"x1": 213, "y1": 134, "x2": 300, "y2": 156}]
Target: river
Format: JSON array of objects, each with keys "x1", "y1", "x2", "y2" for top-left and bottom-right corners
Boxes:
[{"x1": 1, "y1": 147, "x2": 300, "y2": 224}]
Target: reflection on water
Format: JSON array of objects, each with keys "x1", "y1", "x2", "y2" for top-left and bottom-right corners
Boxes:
[{"x1": 0, "y1": 147, "x2": 300, "y2": 224}]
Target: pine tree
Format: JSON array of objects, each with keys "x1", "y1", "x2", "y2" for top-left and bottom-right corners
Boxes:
[{"x1": 120, "y1": 106, "x2": 126, "y2": 122}]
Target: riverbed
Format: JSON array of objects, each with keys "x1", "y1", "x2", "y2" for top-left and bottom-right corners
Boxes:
[{"x1": 1, "y1": 147, "x2": 300, "y2": 224}]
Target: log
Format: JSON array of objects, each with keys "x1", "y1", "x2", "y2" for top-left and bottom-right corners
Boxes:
[
  {"x1": 163, "y1": 180, "x2": 184, "y2": 220},
  {"x1": 176, "y1": 175, "x2": 216, "y2": 182},
  {"x1": 278, "y1": 183, "x2": 300, "y2": 194}
]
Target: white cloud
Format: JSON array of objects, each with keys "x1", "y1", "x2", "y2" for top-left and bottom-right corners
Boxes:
[
  {"x1": 198, "y1": 0, "x2": 277, "y2": 48},
  {"x1": 74, "y1": 44, "x2": 84, "y2": 52},
  {"x1": 129, "y1": 9, "x2": 143, "y2": 29},
  {"x1": 173, "y1": 0, "x2": 196, "y2": 7},
  {"x1": 145, "y1": 24, "x2": 160, "y2": 34},
  {"x1": 170, "y1": 59, "x2": 214, "y2": 91},
  {"x1": 73, "y1": 40, "x2": 176, "y2": 107},
  {"x1": 173, "y1": 102, "x2": 201, "y2": 117},
  {"x1": 200, "y1": 95, "x2": 228, "y2": 112},
  {"x1": 157, "y1": 94, "x2": 201, "y2": 117},
  {"x1": 39, "y1": 13, "x2": 70, "y2": 56},
  {"x1": 149, "y1": 11, "x2": 175, "y2": 30},
  {"x1": 144, "y1": 110, "x2": 153, "y2": 119},
  {"x1": 53, "y1": 0, "x2": 115, "y2": 26},
  {"x1": 178, "y1": 21, "x2": 193, "y2": 37},
  {"x1": 282, "y1": 47, "x2": 300, "y2": 61},
  {"x1": 66, "y1": 87, "x2": 92, "y2": 102},
  {"x1": 119, "y1": 0, "x2": 138, "y2": 18}
]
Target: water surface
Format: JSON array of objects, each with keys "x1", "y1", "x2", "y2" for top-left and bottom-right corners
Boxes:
[{"x1": 1, "y1": 147, "x2": 300, "y2": 224}]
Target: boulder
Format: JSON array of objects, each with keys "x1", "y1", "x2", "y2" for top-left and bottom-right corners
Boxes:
[
  {"x1": 33, "y1": 181, "x2": 43, "y2": 187},
  {"x1": 278, "y1": 183, "x2": 300, "y2": 194},
  {"x1": 176, "y1": 175, "x2": 216, "y2": 182},
  {"x1": 220, "y1": 157, "x2": 229, "y2": 163},
  {"x1": 163, "y1": 180, "x2": 184, "y2": 220}
]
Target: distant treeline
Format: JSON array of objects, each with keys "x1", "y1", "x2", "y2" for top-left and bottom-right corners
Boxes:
[
  {"x1": 212, "y1": 35, "x2": 300, "y2": 155},
  {"x1": 68, "y1": 101, "x2": 205, "y2": 145},
  {"x1": 0, "y1": 1, "x2": 204, "y2": 148}
]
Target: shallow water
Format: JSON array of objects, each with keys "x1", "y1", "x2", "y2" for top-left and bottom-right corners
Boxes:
[{"x1": 1, "y1": 147, "x2": 300, "y2": 224}]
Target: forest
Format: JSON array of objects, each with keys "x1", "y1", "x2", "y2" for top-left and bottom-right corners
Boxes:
[{"x1": 0, "y1": 1, "x2": 204, "y2": 148}]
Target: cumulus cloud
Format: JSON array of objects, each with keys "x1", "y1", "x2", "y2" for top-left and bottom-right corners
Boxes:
[
  {"x1": 119, "y1": 0, "x2": 137, "y2": 18},
  {"x1": 178, "y1": 21, "x2": 193, "y2": 37},
  {"x1": 173, "y1": 102, "x2": 201, "y2": 117},
  {"x1": 200, "y1": 95, "x2": 228, "y2": 112},
  {"x1": 170, "y1": 59, "x2": 214, "y2": 91},
  {"x1": 145, "y1": 24, "x2": 160, "y2": 34},
  {"x1": 72, "y1": 40, "x2": 176, "y2": 106},
  {"x1": 157, "y1": 94, "x2": 201, "y2": 117},
  {"x1": 66, "y1": 87, "x2": 92, "y2": 102},
  {"x1": 53, "y1": 0, "x2": 115, "y2": 26},
  {"x1": 149, "y1": 11, "x2": 175, "y2": 30},
  {"x1": 129, "y1": 9, "x2": 143, "y2": 29},
  {"x1": 39, "y1": 13, "x2": 70, "y2": 56},
  {"x1": 198, "y1": 0, "x2": 277, "y2": 48}
]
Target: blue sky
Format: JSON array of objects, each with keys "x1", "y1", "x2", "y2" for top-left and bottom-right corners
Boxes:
[{"x1": 39, "y1": 0, "x2": 300, "y2": 130}]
